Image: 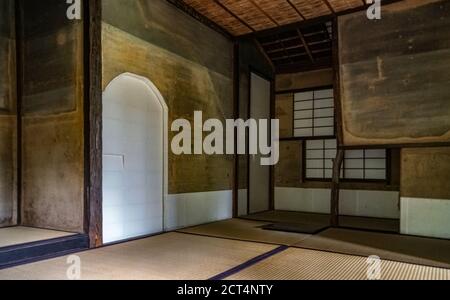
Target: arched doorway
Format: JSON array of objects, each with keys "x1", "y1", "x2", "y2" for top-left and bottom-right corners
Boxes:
[{"x1": 102, "y1": 73, "x2": 168, "y2": 244}]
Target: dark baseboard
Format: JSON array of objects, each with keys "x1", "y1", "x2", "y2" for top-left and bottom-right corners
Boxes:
[{"x1": 0, "y1": 234, "x2": 89, "y2": 270}]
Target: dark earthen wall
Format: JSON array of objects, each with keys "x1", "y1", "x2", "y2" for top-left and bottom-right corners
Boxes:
[
  {"x1": 339, "y1": 0, "x2": 450, "y2": 146},
  {"x1": 20, "y1": 0, "x2": 84, "y2": 232},
  {"x1": 102, "y1": 0, "x2": 234, "y2": 194},
  {"x1": 0, "y1": 0, "x2": 17, "y2": 227},
  {"x1": 401, "y1": 147, "x2": 450, "y2": 200}
]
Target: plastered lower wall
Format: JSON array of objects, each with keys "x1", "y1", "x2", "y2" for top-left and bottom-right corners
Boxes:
[{"x1": 400, "y1": 147, "x2": 450, "y2": 239}]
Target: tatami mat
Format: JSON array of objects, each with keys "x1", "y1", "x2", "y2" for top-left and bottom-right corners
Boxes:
[
  {"x1": 0, "y1": 232, "x2": 276, "y2": 280},
  {"x1": 226, "y1": 247, "x2": 450, "y2": 280},
  {"x1": 0, "y1": 227, "x2": 75, "y2": 248},
  {"x1": 178, "y1": 219, "x2": 311, "y2": 246},
  {"x1": 243, "y1": 210, "x2": 399, "y2": 233},
  {"x1": 294, "y1": 228, "x2": 450, "y2": 269}
]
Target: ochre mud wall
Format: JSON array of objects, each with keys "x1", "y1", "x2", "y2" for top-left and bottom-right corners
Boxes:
[
  {"x1": 102, "y1": 0, "x2": 234, "y2": 194},
  {"x1": 19, "y1": 0, "x2": 84, "y2": 232},
  {"x1": 0, "y1": 0, "x2": 17, "y2": 227},
  {"x1": 339, "y1": 0, "x2": 450, "y2": 146},
  {"x1": 401, "y1": 147, "x2": 450, "y2": 200}
]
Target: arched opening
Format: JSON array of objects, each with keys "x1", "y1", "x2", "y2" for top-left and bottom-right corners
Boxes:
[{"x1": 102, "y1": 73, "x2": 168, "y2": 244}]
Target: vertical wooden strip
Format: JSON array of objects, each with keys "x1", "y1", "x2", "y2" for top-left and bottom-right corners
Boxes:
[
  {"x1": 269, "y1": 78, "x2": 276, "y2": 211},
  {"x1": 85, "y1": 0, "x2": 103, "y2": 247},
  {"x1": 232, "y1": 41, "x2": 240, "y2": 217},
  {"x1": 330, "y1": 149, "x2": 343, "y2": 227},
  {"x1": 15, "y1": 0, "x2": 23, "y2": 225},
  {"x1": 330, "y1": 17, "x2": 343, "y2": 227}
]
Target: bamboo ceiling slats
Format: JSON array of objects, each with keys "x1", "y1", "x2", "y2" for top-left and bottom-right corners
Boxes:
[
  {"x1": 327, "y1": 0, "x2": 364, "y2": 12},
  {"x1": 181, "y1": 0, "x2": 369, "y2": 36},
  {"x1": 183, "y1": 0, "x2": 252, "y2": 35},
  {"x1": 289, "y1": 0, "x2": 331, "y2": 19}
]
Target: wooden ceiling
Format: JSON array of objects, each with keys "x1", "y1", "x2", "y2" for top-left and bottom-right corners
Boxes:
[
  {"x1": 182, "y1": 0, "x2": 366, "y2": 36},
  {"x1": 257, "y1": 22, "x2": 333, "y2": 73}
]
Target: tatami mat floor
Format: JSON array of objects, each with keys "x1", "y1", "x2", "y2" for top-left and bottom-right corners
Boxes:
[
  {"x1": 0, "y1": 232, "x2": 276, "y2": 280},
  {"x1": 226, "y1": 247, "x2": 450, "y2": 280},
  {"x1": 294, "y1": 228, "x2": 450, "y2": 269},
  {"x1": 1, "y1": 220, "x2": 449, "y2": 280},
  {"x1": 243, "y1": 210, "x2": 400, "y2": 233},
  {"x1": 178, "y1": 219, "x2": 311, "y2": 246},
  {"x1": 0, "y1": 226, "x2": 76, "y2": 248}
]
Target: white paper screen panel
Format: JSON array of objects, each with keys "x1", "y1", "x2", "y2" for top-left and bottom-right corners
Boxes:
[
  {"x1": 294, "y1": 88, "x2": 335, "y2": 138},
  {"x1": 305, "y1": 139, "x2": 387, "y2": 181}
]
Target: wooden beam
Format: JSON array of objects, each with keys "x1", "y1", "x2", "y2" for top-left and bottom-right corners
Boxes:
[
  {"x1": 297, "y1": 28, "x2": 315, "y2": 63},
  {"x1": 332, "y1": 18, "x2": 344, "y2": 146},
  {"x1": 275, "y1": 57, "x2": 332, "y2": 74},
  {"x1": 85, "y1": 0, "x2": 103, "y2": 248},
  {"x1": 214, "y1": 0, "x2": 255, "y2": 32},
  {"x1": 15, "y1": 0, "x2": 23, "y2": 225},
  {"x1": 232, "y1": 41, "x2": 239, "y2": 218},
  {"x1": 330, "y1": 149, "x2": 344, "y2": 227},
  {"x1": 254, "y1": 38, "x2": 275, "y2": 72},
  {"x1": 166, "y1": 0, "x2": 233, "y2": 40},
  {"x1": 330, "y1": 17, "x2": 343, "y2": 228},
  {"x1": 286, "y1": 0, "x2": 306, "y2": 20},
  {"x1": 322, "y1": 0, "x2": 336, "y2": 14},
  {"x1": 239, "y1": 0, "x2": 404, "y2": 39},
  {"x1": 248, "y1": 0, "x2": 279, "y2": 27}
]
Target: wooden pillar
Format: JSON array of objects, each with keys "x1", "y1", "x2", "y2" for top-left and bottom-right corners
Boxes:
[
  {"x1": 84, "y1": 0, "x2": 103, "y2": 248},
  {"x1": 330, "y1": 149, "x2": 344, "y2": 227},
  {"x1": 331, "y1": 17, "x2": 344, "y2": 227},
  {"x1": 232, "y1": 41, "x2": 239, "y2": 218}
]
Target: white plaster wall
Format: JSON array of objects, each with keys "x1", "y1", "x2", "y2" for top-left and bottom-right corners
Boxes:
[
  {"x1": 164, "y1": 190, "x2": 233, "y2": 230},
  {"x1": 275, "y1": 187, "x2": 400, "y2": 219},
  {"x1": 401, "y1": 197, "x2": 450, "y2": 239}
]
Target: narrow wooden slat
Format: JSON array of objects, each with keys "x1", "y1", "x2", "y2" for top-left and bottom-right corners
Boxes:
[
  {"x1": 254, "y1": 38, "x2": 276, "y2": 72},
  {"x1": 290, "y1": 0, "x2": 331, "y2": 19},
  {"x1": 214, "y1": 0, "x2": 256, "y2": 32},
  {"x1": 327, "y1": 0, "x2": 364, "y2": 12},
  {"x1": 249, "y1": 0, "x2": 279, "y2": 27},
  {"x1": 183, "y1": 0, "x2": 252, "y2": 35},
  {"x1": 297, "y1": 28, "x2": 315, "y2": 63},
  {"x1": 253, "y1": 0, "x2": 303, "y2": 25},
  {"x1": 219, "y1": 0, "x2": 272, "y2": 31}
]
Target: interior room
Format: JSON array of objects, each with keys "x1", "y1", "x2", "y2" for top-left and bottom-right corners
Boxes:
[{"x1": 0, "y1": 0, "x2": 449, "y2": 280}]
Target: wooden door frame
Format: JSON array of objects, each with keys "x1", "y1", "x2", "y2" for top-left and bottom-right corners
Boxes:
[{"x1": 84, "y1": 0, "x2": 103, "y2": 248}]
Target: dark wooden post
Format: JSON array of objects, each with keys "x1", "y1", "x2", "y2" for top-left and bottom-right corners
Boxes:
[
  {"x1": 331, "y1": 17, "x2": 344, "y2": 227},
  {"x1": 84, "y1": 0, "x2": 103, "y2": 248},
  {"x1": 330, "y1": 149, "x2": 344, "y2": 227}
]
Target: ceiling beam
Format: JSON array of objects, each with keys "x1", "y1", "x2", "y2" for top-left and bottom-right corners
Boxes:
[
  {"x1": 322, "y1": 0, "x2": 336, "y2": 14},
  {"x1": 286, "y1": 0, "x2": 306, "y2": 20},
  {"x1": 213, "y1": 0, "x2": 256, "y2": 32},
  {"x1": 276, "y1": 57, "x2": 332, "y2": 74},
  {"x1": 238, "y1": 0, "x2": 404, "y2": 39},
  {"x1": 297, "y1": 28, "x2": 315, "y2": 63},
  {"x1": 166, "y1": 0, "x2": 233, "y2": 39},
  {"x1": 253, "y1": 38, "x2": 275, "y2": 72},
  {"x1": 248, "y1": 0, "x2": 280, "y2": 27}
]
